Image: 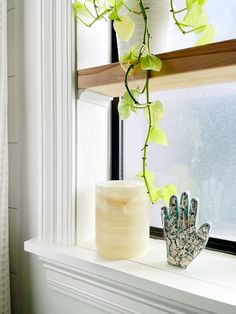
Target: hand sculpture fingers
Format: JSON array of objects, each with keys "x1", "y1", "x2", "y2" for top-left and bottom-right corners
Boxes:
[
  {"x1": 197, "y1": 223, "x2": 210, "y2": 242},
  {"x1": 169, "y1": 195, "x2": 178, "y2": 229},
  {"x1": 161, "y1": 206, "x2": 169, "y2": 229},
  {"x1": 188, "y1": 198, "x2": 198, "y2": 229},
  {"x1": 178, "y1": 192, "x2": 189, "y2": 229}
]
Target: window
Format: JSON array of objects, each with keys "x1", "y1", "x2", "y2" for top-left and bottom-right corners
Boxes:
[
  {"x1": 120, "y1": 84, "x2": 236, "y2": 254},
  {"x1": 111, "y1": 0, "x2": 236, "y2": 254}
]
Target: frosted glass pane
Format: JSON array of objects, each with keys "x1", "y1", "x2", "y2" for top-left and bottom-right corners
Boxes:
[{"x1": 123, "y1": 83, "x2": 236, "y2": 241}]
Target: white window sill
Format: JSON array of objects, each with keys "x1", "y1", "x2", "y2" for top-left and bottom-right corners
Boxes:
[{"x1": 24, "y1": 238, "x2": 236, "y2": 314}]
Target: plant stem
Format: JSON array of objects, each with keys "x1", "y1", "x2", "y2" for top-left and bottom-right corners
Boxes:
[
  {"x1": 123, "y1": 3, "x2": 142, "y2": 15},
  {"x1": 124, "y1": 65, "x2": 138, "y2": 104},
  {"x1": 76, "y1": 9, "x2": 110, "y2": 27},
  {"x1": 184, "y1": 25, "x2": 206, "y2": 33},
  {"x1": 84, "y1": 0, "x2": 96, "y2": 19},
  {"x1": 139, "y1": 1, "x2": 153, "y2": 202},
  {"x1": 123, "y1": 1, "x2": 150, "y2": 105},
  {"x1": 170, "y1": 0, "x2": 186, "y2": 34},
  {"x1": 142, "y1": 72, "x2": 154, "y2": 203},
  {"x1": 134, "y1": 105, "x2": 148, "y2": 109},
  {"x1": 171, "y1": 7, "x2": 187, "y2": 14},
  {"x1": 123, "y1": 0, "x2": 154, "y2": 202},
  {"x1": 139, "y1": 0, "x2": 148, "y2": 48},
  {"x1": 93, "y1": 0, "x2": 99, "y2": 17}
]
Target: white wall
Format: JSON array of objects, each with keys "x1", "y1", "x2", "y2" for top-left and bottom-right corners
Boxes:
[{"x1": 8, "y1": 0, "x2": 110, "y2": 313}]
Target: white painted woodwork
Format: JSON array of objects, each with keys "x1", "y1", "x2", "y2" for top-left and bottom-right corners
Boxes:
[
  {"x1": 18, "y1": 0, "x2": 114, "y2": 312},
  {"x1": 77, "y1": 90, "x2": 112, "y2": 244},
  {"x1": 25, "y1": 238, "x2": 236, "y2": 314},
  {"x1": 37, "y1": 0, "x2": 76, "y2": 245}
]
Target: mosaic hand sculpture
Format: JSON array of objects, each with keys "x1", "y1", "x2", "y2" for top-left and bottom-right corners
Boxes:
[{"x1": 161, "y1": 192, "x2": 210, "y2": 268}]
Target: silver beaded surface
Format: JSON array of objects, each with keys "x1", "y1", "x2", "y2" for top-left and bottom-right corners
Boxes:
[{"x1": 161, "y1": 192, "x2": 210, "y2": 268}]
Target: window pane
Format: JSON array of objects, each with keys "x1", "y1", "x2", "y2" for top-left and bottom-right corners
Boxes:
[{"x1": 123, "y1": 83, "x2": 236, "y2": 241}]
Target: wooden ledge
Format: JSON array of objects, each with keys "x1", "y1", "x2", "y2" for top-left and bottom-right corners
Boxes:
[{"x1": 78, "y1": 39, "x2": 236, "y2": 97}]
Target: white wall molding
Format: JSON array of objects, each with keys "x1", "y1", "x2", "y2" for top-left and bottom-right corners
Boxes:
[
  {"x1": 25, "y1": 239, "x2": 236, "y2": 314},
  {"x1": 38, "y1": 0, "x2": 76, "y2": 245},
  {"x1": 46, "y1": 277, "x2": 138, "y2": 314},
  {"x1": 76, "y1": 90, "x2": 112, "y2": 244},
  {"x1": 37, "y1": 1, "x2": 112, "y2": 247},
  {"x1": 40, "y1": 258, "x2": 204, "y2": 314},
  {"x1": 78, "y1": 89, "x2": 112, "y2": 107}
]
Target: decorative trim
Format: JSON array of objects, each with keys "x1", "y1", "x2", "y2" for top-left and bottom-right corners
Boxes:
[
  {"x1": 76, "y1": 90, "x2": 112, "y2": 244},
  {"x1": 79, "y1": 89, "x2": 112, "y2": 107},
  {"x1": 40, "y1": 257, "x2": 215, "y2": 314},
  {"x1": 25, "y1": 239, "x2": 236, "y2": 314},
  {"x1": 47, "y1": 279, "x2": 138, "y2": 314},
  {"x1": 38, "y1": 0, "x2": 76, "y2": 245},
  {"x1": 37, "y1": 1, "x2": 112, "y2": 246}
]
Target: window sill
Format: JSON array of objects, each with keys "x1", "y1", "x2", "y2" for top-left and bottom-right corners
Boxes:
[{"x1": 24, "y1": 238, "x2": 236, "y2": 314}]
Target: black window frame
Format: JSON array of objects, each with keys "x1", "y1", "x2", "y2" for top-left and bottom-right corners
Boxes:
[{"x1": 110, "y1": 24, "x2": 236, "y2": 256}]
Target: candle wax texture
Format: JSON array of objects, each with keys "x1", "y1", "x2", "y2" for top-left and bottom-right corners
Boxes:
[{"x1": 96, "y1": 181, "x2": 149, "y2": 259}]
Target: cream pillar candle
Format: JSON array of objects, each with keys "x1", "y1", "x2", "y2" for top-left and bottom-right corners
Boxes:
[{"x1": 96, "y1": 180, "x2": 149, "y2": 259}]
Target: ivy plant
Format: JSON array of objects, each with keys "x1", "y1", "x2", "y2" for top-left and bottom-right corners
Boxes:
[{"x1": 74, "y1": 0, "x2": 214, "y2": 204}]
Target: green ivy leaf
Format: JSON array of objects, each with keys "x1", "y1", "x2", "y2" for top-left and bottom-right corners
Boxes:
[
  {"x1": 109, "y1": 0, "x2": 123, "y2": 20},
  {"x1": 149, "y1": 127, "x2": 168, "y2": 145},
  {"x1": 114, "y1": 15, "x2": 135, "y2": 41},
  {"x1": 161, "y1": 184, "x2": 177, "y2": 205},
  {"x1": 137, "y1": 169, "x2": 155, "y2": 183},
  {"x1": 185, "y1": 0, "x2": 207, "y2": 9},
  {"x1": 198, "y1": 0, "x2": 208, "y2": 5},
  {"x1": 125, "y1": 89, "x2": 138, "y2": 112},
  {"x1": 137, "y1": 169, "x2": 157, "y2": 192},
  {"x1": 182, "y1": 4, "x2": 203, "y2": 26},
  {"x1": 109, "y1": 7, "x2": 120, "y2": 20},
  {"x1": 136, "y1": 169, "x2": 155, "y2": 188},
  {"x1": 186, "y1": 0, "x2": 197, "y2": 9},
  {"x1": 118, "y1": 90, "x2": 138, "y2": 119},
  {"x1": 121, "y1": 44, "x2": 140, "y2": 62},
  {"x1": 140, "y1": 54, "x2": 162, "y2": 72},
  {"x1": 146, "y1": 169, "x2": 155, "y2": 184},
  {"x1": 137, "y1": 169, "x2": 160, "y2": 203},
  {"x1": 194, "y1": 11, "x2": 208, "y2": 29},
  {"x1": 123, "y1": 89, "x2": 138, "y2": 103},
  {"x1": 195, "y1": 24, "x2": 215, "y2": 45},
  {"x1": 150, "y1": 188, "x2": 162, "y2": 203},
  {"x1": 73, "y1": 1, "x2": 90, "y2": 18},
  {"x1": 194, "y1": 24, "x2": 207, "y2": 34},
  {"x1": 145, "y1": 101, "x2": 164, "y2": 126},
  {"x1": 118, "y1": 99, "x2": 131, "y2": 119}
]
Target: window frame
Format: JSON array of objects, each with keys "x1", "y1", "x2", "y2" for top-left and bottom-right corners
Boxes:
[{"x1": 111, "y1": 25, "x2": 236, "y2": 256}]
